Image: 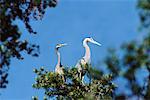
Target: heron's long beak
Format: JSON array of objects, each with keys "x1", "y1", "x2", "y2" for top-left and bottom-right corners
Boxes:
[
  {"x1": 91, "y1": 40, "x2": 101, "y2": 46},
  {"x1": 61, "y1": 43, "x2": 67, "y2": 46}
]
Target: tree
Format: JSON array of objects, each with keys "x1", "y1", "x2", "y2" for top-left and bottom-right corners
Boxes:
[
  {"x1": 0, "y1": 0, "x2": 57, "y2": 88},
  {"x1": 138, "y1": 0, "x2": 150, "y2": 29},
  {"x1": 32, "y1": 65, "x2": 116, "y2": 99},
  {"x1": 104, "y1": 34, "x2": 150, "y2": 99},
  {"x1": 103, "y1": 0, "x2": 150, "y2": 99}
]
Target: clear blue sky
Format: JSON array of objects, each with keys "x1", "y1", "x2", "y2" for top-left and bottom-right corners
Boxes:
[{"x1": 0, "y1": 0, "x2": 142, "y2": 99}]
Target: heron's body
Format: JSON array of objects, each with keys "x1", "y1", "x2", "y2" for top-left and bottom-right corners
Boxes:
[
  {"x1": 55, "y1": 62, "x2": 64, "y2": 75},
  {"x1": 76, "y1": 37, "x2": 101, "y2": 84}
]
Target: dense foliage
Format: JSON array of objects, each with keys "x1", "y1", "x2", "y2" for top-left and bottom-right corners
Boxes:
[
  {"x1": 32, "y1": 66, "x2": 116, "y2": 99},
  {"x1": 138, "y1": 0, "x2": 150, "y2": 29},
  {"x1": 104, "y1": 34, "x2": 150, "y2": 99},
  {"x1": 0, "y1": 0, "x2": 57, "y2": 88},
  {"x1": 102, "y1": 0, "x2": 150, "y2": 99}
]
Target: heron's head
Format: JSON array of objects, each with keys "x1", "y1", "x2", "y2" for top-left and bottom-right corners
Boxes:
[
  {"x1": 84, "y1": 37, "x2": 101, "y2": 46},
  {"x1": 56, "y1": 43, "x2": 67, "y2": 49}
]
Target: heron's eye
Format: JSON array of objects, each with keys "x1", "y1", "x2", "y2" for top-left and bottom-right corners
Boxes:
[
  {"x1": 56, "y1": 44, "x2": 61, "y2": 48},
  {"x1": 90, "y1": 38, "x2": 93, "y2": 41}
]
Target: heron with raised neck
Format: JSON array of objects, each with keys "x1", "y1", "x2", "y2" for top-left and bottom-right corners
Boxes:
[
  {"x1": 55, "y1": 43, "x2": 67, "y2": 82},
  {"x1": 76, "y1": 37, "x2": 101, "y2": 84}
]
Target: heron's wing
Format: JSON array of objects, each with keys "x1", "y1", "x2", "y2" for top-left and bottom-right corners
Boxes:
[
  {"x1": 75, "y1": 58, "x2": 86, "y2": 71},
  {"x1": 55, "y1": 65, "x2": 65, "y2": 75}
]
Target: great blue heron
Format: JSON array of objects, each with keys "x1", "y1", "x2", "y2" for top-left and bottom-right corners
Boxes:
[
  {"x1": 76, "y1": 37, "x2": 101, "y2": 84},
  {"x1": 55, "y1": 43, "x2": 67, "y2": 82}
]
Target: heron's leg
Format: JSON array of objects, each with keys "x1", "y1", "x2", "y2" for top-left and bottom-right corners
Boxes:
[
  {"x1": 62, "y1": 75, "x2": 65, "y2": 82},
  {"x1": 82, "y1": 76, "x2": 85, "y2": 85},
  {"x1": 60, "y1": 75, "x2": 65, "y2": 88},
  {"x1": 89, "y1": 75, "x2": 92, "y2": 84},
  {"x1": 79, "y1": 71, "x2": 82, "y2": 79}
]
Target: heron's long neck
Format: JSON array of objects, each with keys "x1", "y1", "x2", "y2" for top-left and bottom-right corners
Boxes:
[
  {"x1": 56, "y1": 48, "x2": 61, "y2": 67},
  {"x1": 83, "y1": 40, "x2": 91, "y2": 63}
]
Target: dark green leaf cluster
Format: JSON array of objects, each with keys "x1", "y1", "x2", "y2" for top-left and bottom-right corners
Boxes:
[
  {"x1": 102, "y1": 1, "x2": 150, "y2": 99},
  {"x1": 32, "y1": 66, "x2": 116, "y2": 100},
  {"x1": 138, "y1": 0, "x2": 150, "y2": 29},
  {"x1": 104, "y1": 34, "x2": 150, "y2": 99},
  {"x1": 0, "y1": 0, "x2": 57, "y2": 88}
]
